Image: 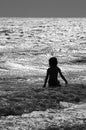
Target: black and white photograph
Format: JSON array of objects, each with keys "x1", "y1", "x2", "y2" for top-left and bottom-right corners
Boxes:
[{"x1": 0, "y1": 0, "x2": 86, "y2": 129}]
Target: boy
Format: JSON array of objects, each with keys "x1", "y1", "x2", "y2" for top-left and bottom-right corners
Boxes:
[{"x1": 43, "y1": 57, "x2": 68, "y2": 88}]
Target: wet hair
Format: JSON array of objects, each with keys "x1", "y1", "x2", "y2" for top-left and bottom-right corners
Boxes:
[{"x1": 49, "y1": 57, "x2": 58, "y2": 67}]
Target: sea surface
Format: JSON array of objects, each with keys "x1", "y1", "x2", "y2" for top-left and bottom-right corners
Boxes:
[{"x1": 0, "y1": 18, "x2": 86, "y2": 84}]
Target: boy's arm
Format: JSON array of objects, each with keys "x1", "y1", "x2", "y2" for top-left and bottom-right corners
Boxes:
[
  {"x1": 58, "y1": 68, "x2": 68, "y2": 84},
  {"x1": 43, "y1": 69, "x2": 49, "y2": 88}
]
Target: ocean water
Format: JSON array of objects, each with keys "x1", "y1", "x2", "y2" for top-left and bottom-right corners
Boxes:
[{"x1": 0, "y1": 18, "x2": 86, "y2": 83}]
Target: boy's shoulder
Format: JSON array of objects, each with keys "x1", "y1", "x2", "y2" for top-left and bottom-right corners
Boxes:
[
  {"x1": 48, "y1": 66, "x2": 61, "y2": 71},
  {"x1": 47, "y1": 67, "x2": 50, "y2": 71},
  {"x1": 57, "y1": 66, "x2": 61, "y2": 70}
]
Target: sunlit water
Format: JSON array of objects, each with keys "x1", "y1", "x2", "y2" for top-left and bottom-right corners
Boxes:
[{"x1": 0, "y1": 18, "x2": 86, "y2": 84}]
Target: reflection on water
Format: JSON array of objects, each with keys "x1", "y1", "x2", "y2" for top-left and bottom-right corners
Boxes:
[{"x1": 0, "y1": 18, "x2": 86, "y2": 83}]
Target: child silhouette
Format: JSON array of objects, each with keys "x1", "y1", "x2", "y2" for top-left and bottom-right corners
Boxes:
[{"x1": 43, "y1": 57, "x2": 68, "y2": 88}]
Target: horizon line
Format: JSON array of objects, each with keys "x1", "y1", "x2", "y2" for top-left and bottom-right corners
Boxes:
[{"x1": 0, "y1": 16, "x2": 86, "y2": 18}]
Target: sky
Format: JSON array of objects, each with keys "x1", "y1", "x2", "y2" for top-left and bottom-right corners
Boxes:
[{"x1": 0, "y1": 0, "x2": 86, "y2": 17}]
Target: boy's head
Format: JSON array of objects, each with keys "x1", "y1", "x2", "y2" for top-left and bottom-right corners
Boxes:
[{"x1": 49, "y1": 57, "x2": 58, "y2": 67}]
